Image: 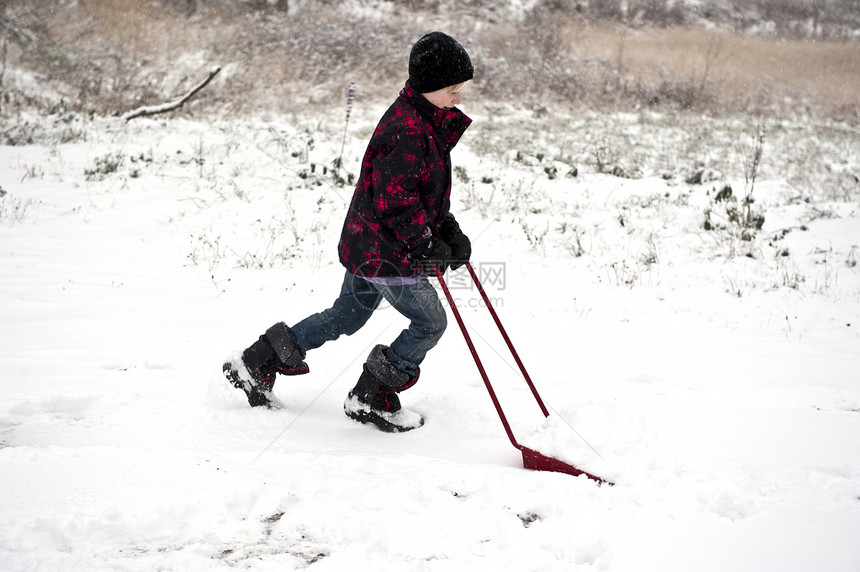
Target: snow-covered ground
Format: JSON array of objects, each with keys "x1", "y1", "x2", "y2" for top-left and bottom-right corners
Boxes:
[{"x1": 1, "y1": 102, "x2": 859, "y2": 571}]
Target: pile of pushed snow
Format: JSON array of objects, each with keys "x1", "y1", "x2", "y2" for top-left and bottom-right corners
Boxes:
[{"x1": 521, "y1": 402, "x2": 680, "y2": 486}]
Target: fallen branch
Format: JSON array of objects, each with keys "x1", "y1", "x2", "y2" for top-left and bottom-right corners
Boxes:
[{"x1": 123, "y1": 66, "x2": 221, "y2": 122}]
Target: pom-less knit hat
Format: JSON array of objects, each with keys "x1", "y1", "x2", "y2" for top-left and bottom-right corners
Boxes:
[{"x1": 408, "y1": 31, "x2": 474, "y2": 94}]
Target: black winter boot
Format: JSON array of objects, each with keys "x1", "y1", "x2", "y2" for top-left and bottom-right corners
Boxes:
[
  {"x1": 343, "y1": 345, "x2": 424, "y2": 432},
  {"x1": 223, "y1": 322, "x2": 308, "y2": 408},
  {"x1": 263, "y1": 322, "x2": 309, "y2": 376}
]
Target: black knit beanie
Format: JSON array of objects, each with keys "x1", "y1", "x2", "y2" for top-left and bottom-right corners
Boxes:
[{"x1": 408, "y1": 32, "x2": 474, "y2": 94}]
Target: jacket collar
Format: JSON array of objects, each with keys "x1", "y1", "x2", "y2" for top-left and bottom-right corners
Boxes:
[{"x1": 401, "y1": 81, "x2": 472, "y2": 149}]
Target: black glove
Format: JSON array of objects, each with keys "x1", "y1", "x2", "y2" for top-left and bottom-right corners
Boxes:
[
  {"x1": 409, "y1": 238, "x2": 453, "y2": 274},
  {"x1": 439, "y1": 213, "x2": 471, "y2": 271}
]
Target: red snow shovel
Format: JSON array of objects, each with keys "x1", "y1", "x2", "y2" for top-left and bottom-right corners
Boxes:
[{"x1": 434, "y1": 263, "x2": 612, "y2": 486}]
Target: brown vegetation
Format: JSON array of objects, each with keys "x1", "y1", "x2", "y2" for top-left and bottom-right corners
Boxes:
[
  {"x1": 0, "y1": 0, "x2": 857, "y2": 123},
  {"x1": 562, "y1": 23, "x2": 860, "y2": 116}
]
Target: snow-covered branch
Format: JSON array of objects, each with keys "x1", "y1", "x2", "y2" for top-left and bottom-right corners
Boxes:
[{"x1": 123, "y1": 66, "x2": 221, "y2": 122}]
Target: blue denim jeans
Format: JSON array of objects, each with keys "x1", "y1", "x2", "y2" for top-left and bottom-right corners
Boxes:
[{"x1": 290, "y1": 271, "x2": 447, "y2": 377}]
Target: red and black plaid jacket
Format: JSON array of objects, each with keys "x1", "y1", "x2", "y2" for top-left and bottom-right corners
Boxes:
[{"x1": 338, "y1": 81, "x2": 472, "y2": 278}]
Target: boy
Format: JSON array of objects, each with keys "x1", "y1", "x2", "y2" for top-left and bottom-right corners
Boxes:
[{"x1": 223, "y1": 31, "x2": 473, "y2": 433}]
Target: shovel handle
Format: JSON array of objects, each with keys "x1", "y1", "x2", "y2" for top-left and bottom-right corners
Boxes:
[
  {"x1": 463, "y1": 262, "x2": 550, "y2": 418},
  {"x1": 436, "y1": 265, "x2": 612, "y2": 485},
  {"x1": 435, "y1": 265, "x2": 612, "y2": 485},
  {"x1": 433, "y1": 265, "x2": 521, "y2": 450}
]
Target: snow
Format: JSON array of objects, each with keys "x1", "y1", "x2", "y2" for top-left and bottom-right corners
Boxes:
[{"x1": 1, "y1": 104, "x2": 859, "y2": 571}]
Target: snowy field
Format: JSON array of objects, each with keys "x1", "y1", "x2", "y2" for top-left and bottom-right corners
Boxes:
[{"x1": 1, "y1": 102, "x2": 859, "y2": 571}]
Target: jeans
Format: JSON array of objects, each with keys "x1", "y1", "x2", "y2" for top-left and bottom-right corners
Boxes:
[{"x1": 290, "y1": 271, "x2": 447, "y2": 377}]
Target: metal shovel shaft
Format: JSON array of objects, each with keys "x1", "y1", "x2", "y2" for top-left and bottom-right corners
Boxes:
[
  {"x1": 433, "y1": 265, "x2": 521, "y2": 451},
  {"x1": 434, "y1": 265, "x2": 611, "y2": 485},
  {"x1": 464, "y1": 263, "x2": 549, "y2": 417}
]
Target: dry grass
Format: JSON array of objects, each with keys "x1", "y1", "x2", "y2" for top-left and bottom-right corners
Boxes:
[
  {"x1": 568, "y1": 23, "x2": 860, "y2": 111},
  {"x1": 2, "y1": 0, "x2": 858, "y2": 122},
  {"x1": 50, "y1": 1, "x2": 246, "y2": 65}
]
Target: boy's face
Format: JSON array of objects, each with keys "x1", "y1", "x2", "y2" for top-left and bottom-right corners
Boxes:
[{"x1": 422, "y1": 83, "x2": 466, "y2": 110}]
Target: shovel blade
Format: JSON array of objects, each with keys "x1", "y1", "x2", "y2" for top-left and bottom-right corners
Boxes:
[{"x1": 520, "y1": 446, "x2": 613, "y2": 486}]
